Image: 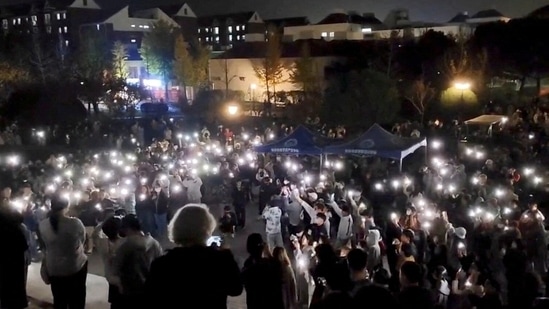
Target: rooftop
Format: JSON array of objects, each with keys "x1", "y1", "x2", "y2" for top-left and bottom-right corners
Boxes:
[
  {"x1": 214, "y1": 39, "x2": 379, "y2": 59},
  {"x1": 528, "y1": 4, "x2": 549, "y2": 18},
  {"x1": 470, "y1": 9, "x2": 505, "y2": 19},
  {"x1": 265, "y1": 16, "x2": 310, "y2": 27},
  {"x1": 197, "y1": 11, "x2": 258, "y2": 27},
  {"x1": 317, "y1": 12, "x2": 383, "y2": 25}
]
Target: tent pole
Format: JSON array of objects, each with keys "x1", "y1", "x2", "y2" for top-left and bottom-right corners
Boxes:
[
  {"x1": 319, "y1": 154, "x2": 323, "y2": 175},
  {"x1": 399, "y1": 158, "x2": 403, "y2": 172}
]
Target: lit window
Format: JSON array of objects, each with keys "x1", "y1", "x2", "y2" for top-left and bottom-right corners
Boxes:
[
  {"x1": 198, "y1": 28, "x2": 200, "y2": 33},
  {"x1": 143, "y1": 25, "x2": 149, "y2": 29},
  {"x1": 236, "y1": 35, "x2": 240, "y2": 40},
  {"x1": 229, "y1": 34, "x2": 232, "y2": 41},
  {"x1": 131, "y1": 39, "x2": 136, "y2": 43},
  {"x1": 62, "y1": 13, "x2": 66, "y2": 19},
  {"x1": 64, "y1": 26, "x2": 68, "y2": 33},
  {"x1": 31, "y1": 15, "x2": 37, "y2": 26},
  {"x1": 57, "y1": 13, "x2": 61, "y2": 20},
  {"x1": 362, "y1": 28, "x2": 372, "y2": 33},
  {"x1": 215, "y1": 36, "x2": 219, "y2": 42},
  {"x1": 228, "y1": 26, "x2": 232, "y2": 33},
  {"x1": 205, "y1": 28, "x2": 209, "y2": 32},
  {"x1": 58, "y1": 27, "x2": 62, "y2": 33},
  {"x1": 2, "y1": 19, "x2": 7, "y2": 29},
  {"x1": 198, "y1": 38, "x2": 201, "y2": 42},
  {"x1": 139, "y1": 25, "x2": 143, "y2": 28},
  {"x1": 46, "y1": 26, "x2": 51, "y2": 33},
  {"x1": 214, "y1": 27, "x2": 219, "y2": 34},
  {"x1": 236, "y1": 25, "x2": 240, "y2": 31},
  {"x1": 65, "y1": 40, "x2": 69, "y2": 46},
  {"x1": 206, "y1": 37, "x2": 209, "y2": 42},
  {"x1": 242, "y1": 34, "x2": 245, "y2": 40},
  {"x1": 329, "y1": 32, "x2": 334, "y2": 37},
  {"x1": 12, "y1": 19, "x2": 16, "y2": 25},
  {"x1": 242, "y1": 25, "x2": 246, "y2": 31},
  {"x1": 17, "y1": 18, "x2": 21, "y2": 24},
  {"x1": 131, "y1": 24, "x2": 136, "y2": 28},
  {"x1": 44, "y1": 14, "x2": 51, "y2": 24},
  {"x1": 321, "y1": 32, "x2": 327, "y2": 37},
  {"x1": 96, "y1": 24, "x2": 100, "y2": 31}
]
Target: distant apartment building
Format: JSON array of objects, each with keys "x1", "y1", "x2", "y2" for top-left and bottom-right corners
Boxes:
[
  {"x1": 0, "y1": 0, "x2": 111, "y2": 49},
  {"x1": 283, "y1": 10, "x2": 385, "y2": 41},
  {"x1": 196, "y1": 11, "x2": 265, "y2": 51}
]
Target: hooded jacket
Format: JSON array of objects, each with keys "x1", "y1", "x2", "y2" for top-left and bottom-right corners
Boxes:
[
  {"x1": 366, "y1": 229, "x2": 382, "y2": 273},
  {"x1": 114, "y1": 233, "x2": 162, "y2": 296}
]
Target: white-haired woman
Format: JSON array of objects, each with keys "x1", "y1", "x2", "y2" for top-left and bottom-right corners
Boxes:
[{"x1": 144, "y1": 204, "x2": 243, "y2": 309}]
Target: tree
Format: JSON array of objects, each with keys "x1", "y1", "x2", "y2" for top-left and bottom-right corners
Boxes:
[
  {"x1": 29, "y1": 34, "x2": 56, "y2": 85},
  {"x1": 112, "y1": 41, "x2": 129, "y2": 80},
  {"x1": 75, "y1": 33, "x2": 110, "y2": 113},
  {"x1": 173, "y1": 35, "x2": 193, "y2": 98},
  {"x1": 0, "y1": 60, "x2": 29, "y2": 102},
  {"x1": 323, "y1": 69, "x2": 399, "y2": 126},
  {"x1": 290, "y1": 42, "x2": 322, "y2": 112},
  {"x1": 174, "y1": 35, "x2": 210, "y2": 102},
  {"x1": 253, "y1": 26, "x2": 286, "y2": 102},
  {"x1": 140, "y1": 20, "x2": 177, "y2": 101},
  {"x1": 405, "y1": 78, "x2": 435, "y2": 123}
]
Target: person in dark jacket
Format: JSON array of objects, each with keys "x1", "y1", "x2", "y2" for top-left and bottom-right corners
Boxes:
[
  {"x1": 398, "y1": 261, "x2": 434, "y2": 309},
  {"x1": 144, "y1": 204, "x2": 242, "y2": 309},
  {"x1": 0, "y1": 206, "x2": 28, "y2": 309},
  {"x1": 258, "y1": 177, "x2": 275, "y2": 217},
  {"x1": 242, "y1": 233, "x2": 284, "y2": 309},
  {"x1": 232, "y1": 180, "x2": 248, "y2": 228},
  {"x1": 151, "y1": 185, "x2": 169, "y2": 240}
]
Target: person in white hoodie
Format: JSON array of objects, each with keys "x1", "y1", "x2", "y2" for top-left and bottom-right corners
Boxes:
[
  {"x1": 328, "y1": 200, "x2": 353, "y2": 249},
  {"x1": 182, "y1": 174, "x2": 203, "y2": 203},
  {"x1": 114, "y1": 215, "x2": 162, "y2": 309},
  {"x1": 262, "y1": 197, "x2": 283, "y2": 252},
  {"x1": 366, "y1": 229, "x2": 382, "y2": 275}
]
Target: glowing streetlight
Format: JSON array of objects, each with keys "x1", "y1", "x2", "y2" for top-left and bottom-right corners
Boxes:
[
  {"x1": 227, "y1": 104, "x2": 239, "y2": 116},
  {"x1": 454, "y1": 81, "x2": 471, "y2": 90}
]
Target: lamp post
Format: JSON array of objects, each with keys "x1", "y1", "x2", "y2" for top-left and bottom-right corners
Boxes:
[
  {"x1": 250, "y1": 83, "x2": 257, "y2": 101},
  {"x1": 454, "y1": 81, "x2": 471, "y2": 105}
]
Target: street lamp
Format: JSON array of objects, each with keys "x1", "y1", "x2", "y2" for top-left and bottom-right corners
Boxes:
[
  {"x1": 454, "y1": 80, "x2": 471, "y2": 105},
  {"x1": 454, "y1": 81, "x2": 471, "y2": 91},
  {"x1": 250, "y1": 83, "x2": 257, "y2": 101},
  {"x1": 227, "y1": 104, "x2": 239, "y2": 116}
]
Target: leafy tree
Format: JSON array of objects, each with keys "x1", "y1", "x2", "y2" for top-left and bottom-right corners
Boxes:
[
  {"x1": 75, "y1": 33, "x2": 111, "y2": 113},
  {"x1": 112, "y1": 41, "x2": 129, "y2": 80},
  {"x1": 439, "y1": 36, "x2": 487, "y2": 90},
  {"x1": 290, "y1": 42, "x2": 323, "y2": 112},
  {"x1": 140, "y1": 20, "x2": 177, "y2": 100},
  {"x1": 323, "y1": 69, "x2": 399, "y2": 126},
  {"x1": 0, "y1": 60, "x2": 29, "y2": 102},
  {"x1": 405, "y1": 78, "x2": 435, "y2": 123},
  {"x1": 173, "y1": 35, "x2": 193, "y2": 92},
  {"x1": 253, "y1": 25, "x2": 286, "y2": 102}
]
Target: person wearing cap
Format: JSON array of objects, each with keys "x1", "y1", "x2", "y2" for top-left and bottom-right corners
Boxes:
[{"x1": 38, "y1": 197, "x2": 88, "y2": 309}]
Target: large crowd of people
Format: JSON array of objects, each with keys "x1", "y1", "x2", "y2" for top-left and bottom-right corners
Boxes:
[{"x1": 1, "y1": 108, "x2": 549, "y2": 309}]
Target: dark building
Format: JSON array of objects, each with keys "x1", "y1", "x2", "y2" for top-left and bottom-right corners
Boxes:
[
  {"x1": 196, "y1": 11, "x2": 265, "y2": 51},
  {"x1": 0, "y1": 0, "x2": 115, "y2": 49},
  {"x1": 264, "y1": 16, "x2": 309, "y2": 39}
]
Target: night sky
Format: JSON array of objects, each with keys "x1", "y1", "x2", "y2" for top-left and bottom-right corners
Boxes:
[
  {"x1": 130, "y1": 0, "x2": 549, "y2": 22},
  {"x1": 1, "y1": 0, "x2": 547, "y2": 23}
]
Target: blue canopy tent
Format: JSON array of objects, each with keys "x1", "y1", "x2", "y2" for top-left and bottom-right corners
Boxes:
[
  {"x1": 254, "y1": 125, "x2": 326, "y2": 155},
  {"x1": 323, "y1": 124, "x2": 427, "y2": 171}
]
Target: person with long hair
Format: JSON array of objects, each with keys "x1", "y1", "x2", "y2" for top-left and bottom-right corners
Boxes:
[
  {"x1": 272, "y1": 247, "x2": 298, "y2": 309},
  {"x1": 38, "y1": 197, "x2": 87, "y2": 309}
]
